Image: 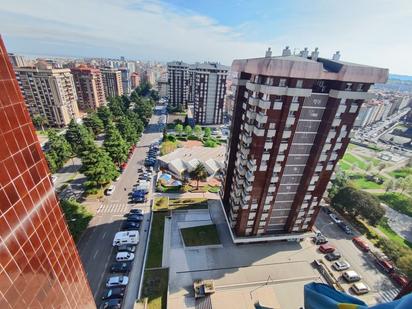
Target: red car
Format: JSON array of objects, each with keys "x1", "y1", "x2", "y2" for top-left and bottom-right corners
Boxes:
[
  {"x1": 352, "y1": 237, "x2": 370, "y2": 252},
  {"x1": 377, "y1": 258, "x2": 394, "y2": 273},
  {"x1": 319, "y1": 244, "x2": 335, "y2": 254},
  {"x1": 390, "y1": 273, "x2": 409, "y2": 288}
]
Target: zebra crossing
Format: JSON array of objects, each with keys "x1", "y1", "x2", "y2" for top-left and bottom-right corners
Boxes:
[
  {"x1": 376, "y1": 288, "x2": 400, "y2": 303},
  {"x1": 96, "y1": 203, "x2": 130, "y2": 214}
]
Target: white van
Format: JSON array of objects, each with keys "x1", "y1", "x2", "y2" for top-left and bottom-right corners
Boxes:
[
  {"x1": 351, "y1": 282, "x2": 369, "y2": 295},
  {"x1": 106, "y1": 185, "x2": 115, "y2": 196},
  {"x1": 343, "y1": 270, "x2": 361, "y2": 282},
  {"x1": 112, "y1": 231, "x2": 139, "y2": 246}
]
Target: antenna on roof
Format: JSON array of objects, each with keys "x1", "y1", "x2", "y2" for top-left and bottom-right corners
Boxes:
[
  {"x1": 282, "y1": 46, "x2": 292, "y2": 56},
  {"x1": 265, "y1": 47, "x2": 272, "y2": 58},
  {"x1": 332, "y1": 51, "x2": 341, "y2": 61}
]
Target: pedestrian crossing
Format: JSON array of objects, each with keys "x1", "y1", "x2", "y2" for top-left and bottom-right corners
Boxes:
[
  {"x1": 376, "y1": 288, "x2": 400, "y2": 303},
  {"x1": 96, "y1": 203, "x2": 130, "y2": 214}
]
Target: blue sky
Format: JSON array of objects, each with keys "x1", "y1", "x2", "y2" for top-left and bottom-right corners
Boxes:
[{"x1": 1, "y1": 0, "x2": 411, "y2": 74}]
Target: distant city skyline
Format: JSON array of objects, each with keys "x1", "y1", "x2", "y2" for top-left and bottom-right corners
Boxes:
[{"x1": 1, "y1": 0, "x2": 412, "y2": 74}]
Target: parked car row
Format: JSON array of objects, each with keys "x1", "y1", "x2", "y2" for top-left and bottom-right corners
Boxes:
[{"x1": 145, "y1": 143, "x2": 159, "y2": 167}]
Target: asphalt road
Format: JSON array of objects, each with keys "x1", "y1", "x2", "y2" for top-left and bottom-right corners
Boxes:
[{"x1": 77, "y1": 109, "x2": 163, "y2": 309}]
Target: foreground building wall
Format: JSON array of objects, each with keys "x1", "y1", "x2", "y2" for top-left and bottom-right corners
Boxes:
[
  {"x1": 0, "y1": 36, "x2": 95, "y2": 308},
  {"x1": 221, "y1": 48, "x2": 388, "y2": 240}
]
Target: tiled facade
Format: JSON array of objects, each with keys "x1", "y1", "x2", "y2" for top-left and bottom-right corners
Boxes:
[
  {"x1": 221, "y1": 48, "x2": 388, "y2": 241},
  {"x1": 0, "y1": 37, "x2": 95, "y2": 308}
]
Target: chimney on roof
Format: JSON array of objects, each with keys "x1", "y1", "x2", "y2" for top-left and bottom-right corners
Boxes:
[
  {"x1": 311, "y1": 48, "x2": 319, "y2": 61},
  {"x1": 332, "y1": 51, "x2": 341, "y2": 61},
  {"x1": 282, "y1": 46, "x2": 291, "y2": 56},
  {"x1": 299, "y1": 47, "x2": 309, "y2": 58},
  {"x1": 265, "y1": 47, "x2": 272, "y2": 58}
]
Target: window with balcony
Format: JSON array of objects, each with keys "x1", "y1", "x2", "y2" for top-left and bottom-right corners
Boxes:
[
  {"x1": 296, "y1": 79, "x2": 303, "y2": 88},
  {"x1": 279, "y1": 78, "x2": 287, "y2": 87},
  {"x1": 265, "y1": 77, "x2": 274, "y2": 86},
  {"x1": 269, "y1": 123, "x2": 276, "y2": 129},
  {"x1": 357, "y1": 83, "x2": 364, "y2": 91},
  {"x1": 345, "y1": 83, "x2": 352, "y2": 90},
  {"x1": 292, "y1": 96, "x2": 299, "y2": 103}
]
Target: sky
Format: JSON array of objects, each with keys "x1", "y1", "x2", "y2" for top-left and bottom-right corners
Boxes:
[{"x1": 1, "y1": 0, "x2": 411, "y2": 75}]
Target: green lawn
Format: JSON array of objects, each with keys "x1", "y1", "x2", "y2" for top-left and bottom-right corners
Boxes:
[
  {"x1": 142, "y1": 268, "x2": 169, "y2": 309},
  {"x1": 153, "y1": 197, "x2": 208, "y2": 212},
  {"x1": 349, "y1": 175, "x2": 383, "y2": 189},
  {"x1": 342, "y1": 153, "x2": 368, "y2": 170},
  {"x1": 146, "y1": 212, "x2": 167, "y2": 268},
  {"x1": 377, "y1": 219, "x2": 412, "y2": 249},
  {"x1": 378, "y1": 192, "x2": 412, "y2": 217},
  {"x1": 390, "y1": 167, "x2": 412, "y2": 179},
  {"x1": 181, "y1": 224, "x2": 221, "y2": 246},
  {"x1": 358, "y1": 155, "x2": 381, "y2": 166}
]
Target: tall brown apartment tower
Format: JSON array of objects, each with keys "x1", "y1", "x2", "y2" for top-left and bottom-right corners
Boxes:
[
  {"x1": 167, "y1": 61, "x2": 189, "y2": 109},
  {"x1": 71, "y1": 65, "x2": 106, "y2": 111},
  {"x1": 0, "y1": 37, "x2": 95, "y2": 308},
  {"x1": 190, "y1": 63, "x2": 229, "y2": 124},
  {"x1": 221, "y1": 47, "x2": 388, "y2": 241},
  {"x1": 101, "y1": 67, "x2": 123, "y2": 98}
]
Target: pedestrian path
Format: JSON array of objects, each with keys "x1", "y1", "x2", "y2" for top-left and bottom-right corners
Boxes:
[
  {"x1": 96, "y1": 203, "x2": 130, "y2": 214},
  {"x1": 376, "y1": 288, "x2": 400, "y2": 303}
]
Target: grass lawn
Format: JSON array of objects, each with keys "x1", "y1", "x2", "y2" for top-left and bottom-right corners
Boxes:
[
  {"x1": 146, "y1": 212, "x2": 167, "y2": 268},
  {"x1": 142, "y1": 268, "x2": 169, "y2": 309},
  {"x1": 378, "y1": 192, "x2": 412, "y2": 218},
  {"x1": 349, "y1": 175, "x2": 383, "y2": 189},
  {"x1": 342, "y1": 153, "x2": 368, "y2": 170},
  {"x1": 181, "y1": 224, "x2": 221, "y2": 246},
  {"x1": 390, "y1": 167, "x2": 412, "y2": 179},
  {"x1": 358, "y1": 155, "x2": 381, "y2": 166},
  {"x1": 153, "y1": 197, "x2": 208, "y2": 212},
  {"x1": 338, "y1": 160, "x2": 351, "y2": 171},
  {"x1": 377, "y1": 219, "x2": 412, "y2": 249}
]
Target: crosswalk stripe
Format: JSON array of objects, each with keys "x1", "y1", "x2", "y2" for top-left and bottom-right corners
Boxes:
[{"x1": 377, "y1": 288, "x2": 400, "y2": 303}]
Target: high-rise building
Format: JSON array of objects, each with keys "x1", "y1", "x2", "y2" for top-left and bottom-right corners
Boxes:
[
  {"x1": 167, "y1": 61, "x2": 189, "y2": 108},
  {"x1": 157, "y1": 77, "x2": 168, "y2": 98},
  {"x1": 221, "y1": 47, "x2": 388, "y2": 240},
  {"x1": 119, "y1": 67, "x2": 131, "y2": 95},
  {"x1": 101, "y1": 67, "x2": 123, "y2": 98},
  {"x1": 131, "y1": 72, "x2": 141, "y2": 89},
  {"x1": 0, "y1": 36, "x2": 95, "y2": 308},
  {"x1": 71, "y1": 65, "x2": 106, "y2": 111},
  {"x1": 7, "y1": 53, "x2": 29, "y2": 68},
  {"x1": 189, "y1": 62, "x2": 229, "y2": 124},
  {"x1": 15, "y1": 61, "x2": 80, "y2": 128}
]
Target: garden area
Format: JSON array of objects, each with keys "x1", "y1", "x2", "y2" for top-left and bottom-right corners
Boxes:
[
  {"x1": 60, "y1": 198, "x2": 93, "y2": 241},
  {"x1": 141, "y1": 268, "x2": 169, "y2": 309},
  {"x1": 378, "y1": 192, "x2": 412, "y2": 217},
  {"x1": 153, "y1": 197, "x2": 208, "y2": 212},
  {"x1": 181, "y1": 224, "x2": 221, "y2": 247}
]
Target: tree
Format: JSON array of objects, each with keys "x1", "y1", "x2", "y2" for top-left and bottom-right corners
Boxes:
[
  {"x1": 193, "y1": 125, "x2": 203, "y2": 139},
  {"x1": 47, "y1": 129, "x2": 72, "y2": 170},
  {"x1": 117, "y1": 116, "x2": 139, "y2": 146},
  {"x1": 203, "y1": 127, "x2": 211, "y2": 138},
  {"x1": 83, "y1": 112, "x2": 104, "y2": 136},
  {"x1": 175, "y1": 124, "x2": 183, "y2": 136},
  {"x1": 397, "y1": 253, "x2": 412, "y2": 278},
  {"x1": 397, "y1": 175, "x2": 412, "y2": 193},
  {"x1": 120, "y1": 95, "x2": 131, "y2": 112},
  {"x1": 60, "y1": 198, "x2": 93, "y2": 241},
  {"x1": 97, "y1": 106, "x2": 113, "y2": 128},
  {"x1": 45, "y1": 152, "x2": 58, "y2": 173},
  {"x1": 103, "y1": 123, "x2": 129, "y2": 165},
  {"x1": 184, "y1": 125, "x2": 192, "y2": 136},
  {"x1": 32, "y1": 114, "x2": 48, "y2": 131},
  {"x1": 65, "y1": 120, "x2": 94, "y2": 156},
  {"x1": 383, "y1": 178, "x2": 396, "y2": 192},
  {"x1": 190, "y1": 163, "x2": 208, "y2": 190},
  {"x1": 134, "y1": 98, "x2": 154, "y2": 122},
  {"x1": 108, "y1": 96, "x2": 125, "y2": 118},
  {"x1": 328, "y1": 171, "x2": 348, "y2": 199}
]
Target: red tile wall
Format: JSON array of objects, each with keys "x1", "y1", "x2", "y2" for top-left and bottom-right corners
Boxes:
[{"x1": 0, "y1": 36, "x2": 95, "y2": 308}]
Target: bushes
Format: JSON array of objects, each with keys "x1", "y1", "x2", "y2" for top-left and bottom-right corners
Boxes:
[
  {"x1": 160, "y1": 141, "x2": 177, "y2": 155},
  {"x1": 60, "y1": 199, "x2": 93, "y2": 241},
  {"x1": 378, "y1": 192, "x2": 412, "y2": 217}
]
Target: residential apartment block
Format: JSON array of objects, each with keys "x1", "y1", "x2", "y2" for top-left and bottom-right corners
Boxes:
[
  {"x1": 71, "y1": 65, "x2": 105, "y2": 111},
  {"x1": 0, "y1": 36, "x2": 95, "y2": 309},
  {"x1": 15, "y1": 61, "x2": 80, "y2": 128},
  {"x1": 189, "y1": 63, "x2": 229, "y2": 124},
  {"x1": 131, "y1": 72, "x2": 141, "y2": 89},
  {"x1": 221, "y1": 47, "x2": 388, "y2": 241},
  {"x1": 119, "y1": 67, "x2": 131, "y2": 95},
  {"x1": 101, "y1": 67, "x2": 123, "y2": 98},
  {"x1": 167, "y1": 61, "x2": 189, "y2": 108}
]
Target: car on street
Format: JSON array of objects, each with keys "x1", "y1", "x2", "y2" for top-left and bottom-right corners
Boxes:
[
  {"x1": 337, "y1": 222, "x2": 352, "y2": 234},
  {"x1": 321, "y1": 206, "x2": 332, "y2": 215},
  {"x1": 101, "y1": 287, "x2": 125, "y2": 300},
  {"x1": 351, "y1": 282, "x2": 369, "y2": 295},
  {"x1": 312, "y1": 234, "x2": 328, "y2": 245},
  {"x1": 100, "y1": 298, "x2": 122, "y2": 309},
  {"x1": 376, "y1": 257, "x2": 394, "y2": 273},
  {"x1": 319, "y1": 244, "x2": 336, "y2": 254},
  {"x1": 342, "y1": 270, "x2": 361, "y2": 282},
  {"x1": 352, "y1": 237, "x2": 370, "y2": 252},
  {"x1": 325, "y1": 251, "x2": 341, "y2": 261},
  {"x1": 117, "y1": 244, "x2": 136, "y2": 253},
  {"x1": 332, "y1": 260, "x2": 350, "y2": 271},
  {"x1": 116, "y1": 252, "x2": 135, "y2": 262},
  {"x1": 390, "y1": 273, "x2": 409, "y2": 288},
  {"x1": 121, "y1": 221, "x2": 141, "y2": 231},
  {"x1": 106, "y1": 276, "x2": 129, "y2": 287},
  {"x1": 132, "y1": 195, "x2": 147, "y2": 203},
  {"x1": 329, "y1": 213, "x2": 342, "y2": 224},
  {"x1": 127, "y1": 214, "x2": 144, "y2": 222},
  {"x1": 105, "y1": 185, "x2": 115, "y2": 196},
  {"x1": 128, "y1": 209, "x2": 143, "y2": 215},
  {"x1": 110, "y1": 262, "x2": 132, "y2": 273}
]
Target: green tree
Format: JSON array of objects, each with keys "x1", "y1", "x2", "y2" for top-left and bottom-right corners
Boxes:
[
  {"x1": 175, "y1": 124, "x2": 183, "y2": 136},
  {"x1": 117, "y1": 116, "x2": 139, "y2": 146},
  {"x1": 32, "y1": 114, "x2": 48, "y2": 131},
  {"x1": 193, "y1": 125, "x2": 203, "y2": 139},
  {"x1": 328, "y1": 171, "x2": 348, "y2": 199},
  {"x1": 97, "y1": 106, "x2": 113, "y2": 128},
  {"x1": 47, "y1": 129, "x2": 72, "y2": 169},
  {"x1": 45, "y1": 152, "x2": 58, "y2": 173},
  {"x1": 397, "y1": 253, "x2": 412, "y2": 278},
  {"x1": 190, "y1": 163, "x2": 208, "y2": 190},
  {"x1": 83, "y1": 112, "x2": 104, "y2": 136},
  {"x1": 65, "y1": 120, "x2": 94, "y2": 156},
  {"x1": 108, "y1": 96, "x2": 125, "y2": 118},
  {"x1": 397, "y1": 175, "x2": 412, "y2": 193},
  {"x1": 134, "y1": 99, "x2": 154, "y2": 122},
  {"x1": 203, "y1": 127, "x2": 211, "y2": 138},
  {"x1": 60, "y1": 198, "x2": 93, "y2": 241},
  {"x1": 383, "y1": 178, "x2": 396, "y2": 192},
  {"x1": 184, "y1": 125, "x2": 192, "y2": 136},
  {"x1": 103, "y1": 123, "x2": 129, "y2": 165},
  {"x1": 121, "y1": 95, "x2": 131, "y2": 112}
]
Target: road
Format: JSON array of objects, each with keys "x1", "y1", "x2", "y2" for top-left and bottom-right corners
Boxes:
[
  {"x1": 315, "y1": 210, "x2": 400, "y2": 304},
  {"x1": 77, "y1": 108, "x2": 163, "y2": 309}
]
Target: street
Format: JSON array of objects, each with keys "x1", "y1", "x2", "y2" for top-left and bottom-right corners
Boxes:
[{"x1": 77, "y1": 108, "x2": 163, "y2": 309}]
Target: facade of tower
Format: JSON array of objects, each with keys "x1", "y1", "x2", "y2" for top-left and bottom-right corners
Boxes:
[
  {"x1": 101, "y1": 67, "x2": 123, "y2": 98},
  {"x1": 221, "y1": 48, "x2": 388, "y2": 240},
  {"x1": 15, "y1": 62, "x2": 80, "y2": 128},
  {"x1": 0, "y1": 36, "x2": 95, "y2": 308},
  {"x1": 189, "y1": 62, "x2": 229, "y2": 124},
  {"x1": 167, "y1": 61, "x2": 189, "y2": 108},
  {"x1": 71, "y1": 65, "x2": 106, "y2": 111},
  {"x1": 119, "y1": 67, "x2": 131, "y2": 95}
]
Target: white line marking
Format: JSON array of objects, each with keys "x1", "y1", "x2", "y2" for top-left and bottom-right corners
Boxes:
[
  {"x1": 102, "y1": 232, "x2": 107, "y2": 239},
  {"x1": 93, "y1": 249, "x2": 99, "y2": 260}
]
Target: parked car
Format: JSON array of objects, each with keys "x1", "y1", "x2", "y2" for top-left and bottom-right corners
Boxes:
[
  {"x1": 117, "y1": 244, "x2": 136, "y2": 253},
  {"x1": 332, "y1": 260, "x2": 350, "y2": 271},
  {"x1": 127, "y1": 209, "x2": 143, "y2": 215},
  {"x1": 105, "y1": 185, "x2": 115, "y2": 196},
  {"x1": 116, "y1": 252, "x2": 135, "y2": 262},
  {"x1": 101, "y1": 287, "x2": 125, "y2": 300},
  {"x1": 342, "y1": 271, "x2": 361, "y2": 283},
  {"x1": 390, "y1": 273, "x2": 409, "y2": 288},
  {"x1": 110, "y1": 262, "x2": 132, "y2": 273},
  {"x1": 352, "y1": 237, "x2": 370, "y2": 252},
  {"x1": 351, "y1": 282, "x2": 369, "y2": 295},
  {"x1": 319, "y1": 244, "x2": 336, "y2": 254},
  {"x1": 376, "y1": 258, "x2": 394, "y2": 273},
  {"x1": 106, "y1": 276, "x2": 129, "y2": 287},
  {"x1": 325, "y1": 251, "x2": 341, "y2": 261},
  {"x1": 337, "y1": 222, "x2": 353, "y2": 235},
  {"x1": 322, "y1": 206, "x2": 332, "y2": 215},
  {"x1": 329, "y1": 213, "x2": 342, "y2": 224},
  {"x1": 312, "y1": 235, "x2": 328, "y2": 245},
  {"x1": 121, "y1": 221, "x2": 141, "y2": 231},
  {"x1": 127, "y1": 214, "x2": 144, "y2": 222},
  {"x1": 100, "y1": 298, "x2": 122, "y2": 309}
]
